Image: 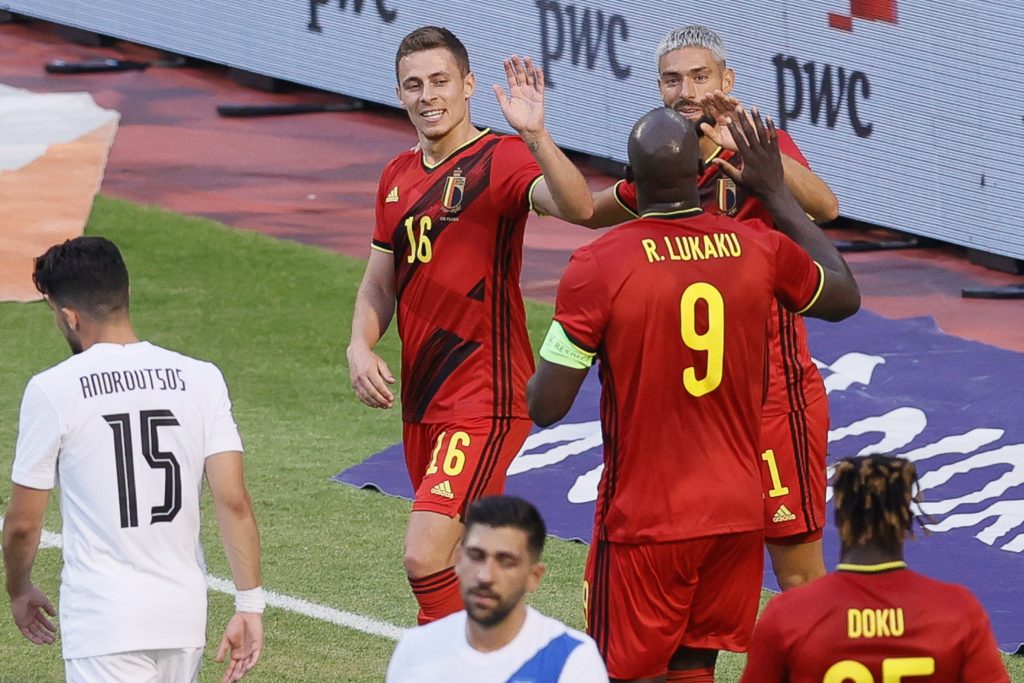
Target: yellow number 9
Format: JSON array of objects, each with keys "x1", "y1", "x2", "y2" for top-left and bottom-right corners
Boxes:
[{"x1": 680, "y1": 282, "x2": 725, "y2": 397}]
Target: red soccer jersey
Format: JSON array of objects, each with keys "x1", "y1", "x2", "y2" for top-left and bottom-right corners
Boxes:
[
  {"x1": 740, "y1": 564, "x2": 1010, "y2": 683},
  {"x1": 373, "y1": 130, "x2": 542, "y2": 423},
  {"x1": 614, "y1": 130, "x2": 826, "y2": 417},
  {"x1": 552, "y1": 209, "x2": 823, "y2": 543}
]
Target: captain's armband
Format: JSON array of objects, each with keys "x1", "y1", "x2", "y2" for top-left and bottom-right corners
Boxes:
[{"x1": 540, "y1": 321, "x2": 596, "y2": 369}]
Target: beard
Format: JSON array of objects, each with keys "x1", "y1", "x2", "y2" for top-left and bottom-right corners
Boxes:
[{"x1": 463, "y1": 589, "x2": 518, "y2": 628}]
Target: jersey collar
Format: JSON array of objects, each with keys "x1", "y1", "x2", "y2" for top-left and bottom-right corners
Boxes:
[
  {"x1": 420, "y1": 128, "x2": 491, "y2": 171},
  {"x1": 639, "y1": 207, "x2": 704, "y2": 220},
  {"x1": 836, "y1": 561, "x2": 908, "y2": 574}
]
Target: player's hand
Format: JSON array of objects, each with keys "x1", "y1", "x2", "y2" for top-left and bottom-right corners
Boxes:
[
  {"x1": 493, "y1": 56, "x2": 546, "y2": 140},
  {"x1": 712, "y1": 106, "x2": 785, "y2": 199},
  {"x1": 347, "y1": 346, "x2": 396, "y2": 409},
  {"x1": 215, "y1": 612, "x2": 263, "y2": 683},
  {"x1": 9, "y1": 584, "x2": 57, "y2": 645},
  {"x1": 698, "y1": 90, "x2": 751, "y2": 152}
]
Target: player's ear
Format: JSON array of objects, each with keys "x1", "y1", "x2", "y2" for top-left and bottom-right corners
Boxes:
[
  {"x1": 463, "y1": 71, "x2": 476, "y2": 99},
  {"x1": 394, "y1": 85, "x2": 402, "y2": 105},
  {"x1": 721, "y1": 67, "x2": 735, "y2": 94},
  {"x1": 527, "y1": 561, "x2": 546, "y2": 593},
  {"x1": 60, "y1": 306, "x2": 80, "y2": 331}
]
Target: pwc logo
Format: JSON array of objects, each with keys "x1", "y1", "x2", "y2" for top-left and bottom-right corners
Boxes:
[{"x1": 827, "y1": 0, "x2": 898, "y2": 31}]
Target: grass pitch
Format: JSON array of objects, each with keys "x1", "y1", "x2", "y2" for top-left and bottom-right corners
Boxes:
[{"x1": 0, "y1": 196, "x2": 1020, "y2": 682}]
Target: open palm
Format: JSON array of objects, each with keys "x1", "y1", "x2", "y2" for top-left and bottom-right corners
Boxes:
[{"x1": 493, "y1": 55, "x2": 546, "y2": 137}]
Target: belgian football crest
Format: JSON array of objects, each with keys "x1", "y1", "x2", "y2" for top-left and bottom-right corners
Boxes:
[
  {"x1": 442, "y1": 168, "x2": 466, "y2": 212},
  {"x1": 717, "y1": 178, "x2": 738, "y2": 215}
]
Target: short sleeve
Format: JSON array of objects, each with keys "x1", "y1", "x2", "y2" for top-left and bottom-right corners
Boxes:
[
  {"x1": 12, "y1": 380, "x2": 61, "y2": 490},
  {"x1": 489, "y1": 136, "x2": 543, "y2": 215},
  {"x1": 559, "y1": 636, "x2": 609, "y2": 682},
  {"x1": 772, "y1": 233, "x2": 824, "y2": 315},
  {"x1": 372, "y1": 163, "x2": 397, "y2": 254},
  {"x1": 612, "y1": 179, "x2": 639, "y2": 217},
  {"x1": 959, "y1": 589, "x2": 1011, "y2": 682},
  {"x1": 553, "y1": 248, "x2": 610, "y2": 353},
  {"x1": 203, "y1": 365, "x2": 243, "y2": 458},
  {"x1": 776, "y1": 128, "x2": 810, "y2": 168},
  {"x1": 738, "y1": 599, "x2": 788, "y2": 682}
]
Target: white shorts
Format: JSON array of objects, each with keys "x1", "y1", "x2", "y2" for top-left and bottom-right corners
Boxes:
[{"x1": 65, "y1": 647, "x2": 203, "y2": 683}]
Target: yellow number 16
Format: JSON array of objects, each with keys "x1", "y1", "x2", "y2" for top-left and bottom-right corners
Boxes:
[{"x1": 680, "y1": 282, "x2": 725, "y2": 397}]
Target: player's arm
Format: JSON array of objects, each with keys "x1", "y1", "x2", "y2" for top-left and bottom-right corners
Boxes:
[
  {"x1": 715, "y1": 108, "x2": 859, "y2": 321},
  {"x1": 493, "y1": 56, "x2": 593, "y2": 223},
  {"x1": 346, "y1": 249, "x2": 398, "y2": 409},
  {"x1": 527, "y1": 321, "x2": 594, "y2": 427},
  {"x1": 2, "y1": 483, "x2": 57, "y2": 645},
  {"x1": 780, "y1": 153, "x2": 839, "y2": 222},
  {"x1": 206, "y1": 451, "x2": 264, "y2": 683},
  {"x1": 543, "y1": 182, "x2": 635, "y2": 229}
]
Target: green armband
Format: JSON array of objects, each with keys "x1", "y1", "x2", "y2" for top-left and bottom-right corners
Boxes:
[{"x1": 540, "y1": 321, "x2": 596, "y2": 370}]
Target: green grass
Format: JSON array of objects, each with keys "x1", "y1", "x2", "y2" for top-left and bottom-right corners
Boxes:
[{"x1": 0, "y1": 196, "x2": 1021, "y2": 682}]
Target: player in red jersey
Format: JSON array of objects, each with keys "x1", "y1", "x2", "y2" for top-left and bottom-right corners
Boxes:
[
  {"x1": 579, "y1": 25, "x2": 839, "y2": 591},
  {"x1": 527, "y1": 108, "x2": 859, "y2": 681},
  {"x1": 740, "y1": 454, "x2": 1010, "y2": 683},
  {"x1": 346, "y1": 26, "x2": 594, "y2": 624}
]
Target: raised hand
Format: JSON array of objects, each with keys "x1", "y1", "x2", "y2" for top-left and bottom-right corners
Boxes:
[
  {"x1": 493, "y1": 56, "x2": 546, "y2": 139},
  {"x1": 698, "y1": 90, "x2": 753, "y2": 152},
  {"x1": 712, "y1": 106, "x2": 786, "y2": 200},
  {"x1": 10, "y1": 585, "x2": 57, "y2": 645}
]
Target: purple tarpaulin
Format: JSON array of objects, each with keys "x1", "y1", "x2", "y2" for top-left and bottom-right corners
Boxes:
[{"x1": 336, "y1": 309, "x2": 1024, "y2": 653}]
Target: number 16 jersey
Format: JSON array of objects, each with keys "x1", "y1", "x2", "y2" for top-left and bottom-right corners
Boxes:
[
  {"x1": 551, "y1": 210, "x2": 822, "y2": 543},
  {"x1": 372, "y1": 130, "x2": 543, "y2": 424},
  {"x1": 13, "y1": 341, "x2": 243, "y2": 659}
]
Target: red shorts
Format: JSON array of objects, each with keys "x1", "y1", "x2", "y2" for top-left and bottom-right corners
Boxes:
[
  {"x1": 584, "y1": 530, "x2": 763, "y2": 679},
  {"x1": 403, "y1": 417, "x2": 532, "y2": 519},
  {"x1": 759, "y1": 394, "x2": 829, "y2": 542}
]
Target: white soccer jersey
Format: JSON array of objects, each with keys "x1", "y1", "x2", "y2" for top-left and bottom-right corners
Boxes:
[
  {"x1": 12, "y1": 341, "x2": 243, "y2": 660},
  {"x1": 386, "y1": 606, "x2": 608, "y2": 683}
]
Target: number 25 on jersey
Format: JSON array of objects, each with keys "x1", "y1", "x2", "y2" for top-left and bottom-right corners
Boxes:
[{"x1": 680, "y1": 282, "x2": 725, "y2": 397}]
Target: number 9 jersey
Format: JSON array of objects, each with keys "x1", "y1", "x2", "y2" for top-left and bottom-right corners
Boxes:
[
  {"x1": 12, "y1": 341, "x2": 243, "y2": 660},
  {"x1": 548, "y1": 209, "x2": 822, "y2": 543}
]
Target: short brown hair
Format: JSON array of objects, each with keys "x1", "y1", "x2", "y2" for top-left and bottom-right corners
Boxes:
[{"x1": 395, "y1": 26, "x2": 471, "y2": 82}]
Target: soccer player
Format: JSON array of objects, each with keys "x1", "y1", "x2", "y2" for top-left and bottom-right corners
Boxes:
[
  {"x1": 739, "y1": 455, "x2": 1010, "y2": 682},
  {"x1": 581, "y1": 24, "x2": 839, "y2": 591},
  {"x1": 527, "y1": 108, "x2": 859, "y2": 682},
  {"x1": 2, "y1": 237, "x2": 263, "y2": 683},
  {"x1": 346, "y1": 26, "x2": 593, "y2": 624},
  {"x1": 386, "y1": 496, "x2": 608, "y2": 682}
]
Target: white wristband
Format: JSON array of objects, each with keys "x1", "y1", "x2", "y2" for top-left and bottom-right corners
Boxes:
[{"x1": 235, "y1": 586, "x2": 266, "y2": 613}]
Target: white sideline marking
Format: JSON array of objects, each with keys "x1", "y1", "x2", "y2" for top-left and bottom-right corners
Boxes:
[{"x1": 0, "y1": 517, "x2": 406, "y2": 641}]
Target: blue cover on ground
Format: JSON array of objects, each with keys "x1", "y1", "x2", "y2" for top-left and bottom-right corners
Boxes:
[{"x1": 335, "y1": 310, "x2": 1024, "y2": 653}]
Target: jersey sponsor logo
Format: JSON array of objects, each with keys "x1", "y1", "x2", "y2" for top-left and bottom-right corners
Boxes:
[
  {"x1": 442, "y1": 169, "x2": 466, "y2": 212},
  {"x1": 385, "y1": 186, "x2": 400, "y2": 203},
  {"x1": 716, "y1": 178, "x2": 738, "y2": 216},
  {"x1": 430, "y1": 479, "x2": 455, "y2": 499},
  {"x1": 772, "y1": 504, "x2": 797, "y2": 523}
]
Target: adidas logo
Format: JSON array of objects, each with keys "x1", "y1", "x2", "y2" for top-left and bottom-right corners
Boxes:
[
  {"x1": 385, "y1": 186, "x2": 400, "y2": 203},
  {"x1": 430, "y1": 480, "x2": 454, "y2": 499},
  {"x1": 772, "y1": 504, "x2": 797, "y2": 523}
]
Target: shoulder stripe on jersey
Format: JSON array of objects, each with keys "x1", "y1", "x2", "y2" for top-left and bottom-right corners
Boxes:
[
  {"x1": 704, "y1": 145, "x2": 724, "y2": 164},
  {"x1": 612, "y1": 179, "x2": 639, "y2": 217},
  {"x1": 504, "y1": 631, "x2": 583, "y2": 682},
  {"x1": 836, "y1": 561, "x2": 908, "y2": 574},
  {"x1": 420, "y1": 128, "x2": 492, "y2": 171},
  {"x1": 795, "y1": 262, "x2": 826, "y2": 315},
  {"x1": 526, "y1": 174, "x2": 545, "y2": 215},
  {"x1": 371, "y1": 240, "x2": 393, "y2": 254}
]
